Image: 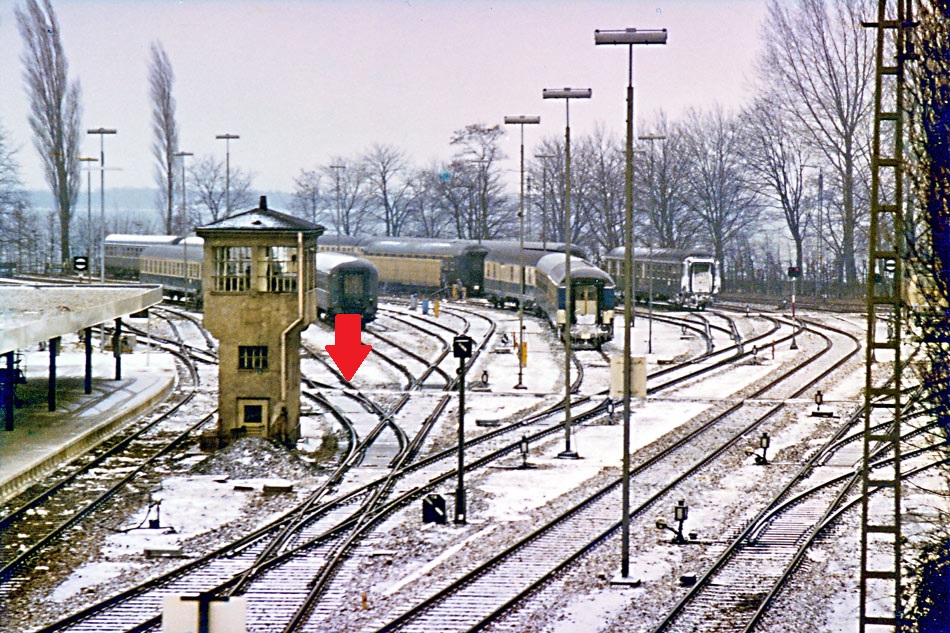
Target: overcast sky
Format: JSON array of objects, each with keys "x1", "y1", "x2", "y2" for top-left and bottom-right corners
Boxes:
[{"x1": 0, "y1": 0, "x2": 769, "y2": 195}]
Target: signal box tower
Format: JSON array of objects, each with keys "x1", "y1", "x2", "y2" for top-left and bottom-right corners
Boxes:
[{"x1": 197, "y1": 196, "x2": 324, "y2": 446}]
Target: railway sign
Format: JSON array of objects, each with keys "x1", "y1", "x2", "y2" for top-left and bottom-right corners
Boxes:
[
  {"x1": 453, "y1": 335, "x2": 474, "y2": 359},
  {"x1": 883, "y1": 258, "x2": 897, "y2": 273},
  {"x1": 73, "y1": 256, "x2": 88, "y2": 271}
]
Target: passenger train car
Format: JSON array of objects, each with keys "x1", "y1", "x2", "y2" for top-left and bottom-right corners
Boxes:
[
  {"x1": 483, "y1": 241, "x2": 615, "y2": 348},
  {"x1": 603, "y1": 247, "x2": 720, "y2": 309},
  {"x1": 104, "y1": 234, "x2": 182, "y2": 278},
  {"x1": 319, "y1": 235, "x2": 489, "y2": 297},
  {"x1": 139, "y1": 237, "x2": 204, "y2": 304},
  {"x1": 111, "y1": 233, "x2": 379, "y2": 324},
  {"x1": 315, "y1": 252, "x2": 378, "y2": 323},
  {"x1": 533, "y1": 253, "x2": 616, "y2": 349}
]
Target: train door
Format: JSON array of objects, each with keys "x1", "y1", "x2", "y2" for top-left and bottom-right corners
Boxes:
[
  {"x1": 573, "y1": 283, "x2": 599, "y2": 324},
  {"x1": 690, "y1": 262, "x2": 714, "y2": 293}
]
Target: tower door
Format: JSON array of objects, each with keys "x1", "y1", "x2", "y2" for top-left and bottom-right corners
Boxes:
[{"x1": 238, "y1": 398, "x2": 269, "y2": 437}]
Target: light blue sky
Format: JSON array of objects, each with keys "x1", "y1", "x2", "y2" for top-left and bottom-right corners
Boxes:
[{"x1": 0, "y1": 0, "x2": 768, "y2": 193}]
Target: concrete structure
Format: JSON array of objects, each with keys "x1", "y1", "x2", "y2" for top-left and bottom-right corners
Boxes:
[
  {"x1": 196, "y1": 196, "x2": 324, "y2": 445},
  {"x1": 0, "y1": 284, "x2": 163, "y2": 432}
]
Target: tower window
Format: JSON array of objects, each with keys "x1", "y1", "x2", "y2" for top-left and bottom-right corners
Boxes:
[
  {"x1": 238, "y1": 345, "x2": 268, "y2": 371},
  {"x1": 212, "y1": 246, "x2": 252, "y2": 292},
  {"x1": 260, "y1": 246, "x2": 298, "y2": 293}
]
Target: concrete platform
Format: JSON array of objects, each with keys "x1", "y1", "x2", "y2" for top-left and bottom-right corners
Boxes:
[
  {"x1": 0, "y1": 285, "x2": 163, "y2": 355},
  {"x1": 0, "y1": 346, "x2": 176, "y2": 503}
]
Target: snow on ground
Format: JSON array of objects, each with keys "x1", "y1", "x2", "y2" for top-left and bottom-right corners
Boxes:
[
  {"x1": 478, "y1": 398, "x2": 711, "y2": 520},
  {"x1": 12, "y1": 304, "x2": 949, "y2": 633},
  {"x1": 0, "y1": 344, "x2": 177, "y2": 493}
]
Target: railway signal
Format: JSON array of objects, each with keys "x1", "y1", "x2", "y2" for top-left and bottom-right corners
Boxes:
[
  {"x1": 453, "y1": 334, "x2": 474, "y2": 524},
  {"x1": 656, "y1": 499, "x2": 691, "y2": 544}
]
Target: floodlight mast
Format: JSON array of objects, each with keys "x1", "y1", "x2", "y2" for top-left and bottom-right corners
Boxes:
[
  {"x1": 503, "y1": 115, "x2": 541, "y2": 391},
  {"x1": 543, "y1": 87, "x2": 591, "y2": 460},
  {"x1": 595, "y1": 25, "x2": 667, "y2": 582}
]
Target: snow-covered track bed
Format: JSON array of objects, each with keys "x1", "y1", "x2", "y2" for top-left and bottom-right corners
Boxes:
[
  {"x1": 0, "y1": 334, "x2": 210, "y2": 598},
  {"x1": 653, "y1": 390, "x2": 944, "y2": 633},
  {"x1": 353, "y1": 319, "x2": 861, "y2": 633}
]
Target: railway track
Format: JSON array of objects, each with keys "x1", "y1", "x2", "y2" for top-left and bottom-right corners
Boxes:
[
  {"x1": 355, "y1": 317, "x2": 862, "y2": 633},
  {"x1": 8, "y1": 302, "x2": 868, "y2": 633},
  {"x1": 0, "y1": 335, "x2": 212, "y2": 599},
  {"x1": 651, "y1": 390, "x2": 939, "y2": 633}
]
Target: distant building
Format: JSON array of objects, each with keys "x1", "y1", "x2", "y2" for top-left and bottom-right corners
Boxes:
[{"x1": 196, "y1": 196, "x2": 324, "y2": 446}]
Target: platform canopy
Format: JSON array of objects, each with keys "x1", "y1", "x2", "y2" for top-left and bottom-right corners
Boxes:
[{"x1": 0, "y1": 285, "x2": 163, "y2": 355}]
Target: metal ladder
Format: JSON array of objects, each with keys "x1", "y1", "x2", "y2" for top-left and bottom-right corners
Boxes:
[{"x1": 860, "y1": 1, "x2": 916, "y2": 630}]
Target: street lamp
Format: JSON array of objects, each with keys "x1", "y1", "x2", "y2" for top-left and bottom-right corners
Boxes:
[
  {"x1": 543, "y1": 87, "x2": 591, "y2": 460},
  {"x1": 174, "y1": 151, "x2": 194, "y2": 296},
  {"x1": 215, "y1": 133, "x2": 240, "y2": 216},
  {"x1": 534, "y1": 153, "x2": 555, "y2": 249},
  {"x1": 78, "y1": 157, "x2": 98, "y2": 277},
  {"x1": 173, "y1": 151, "x2": 194, "y2": 229},
  {"x1": 596, "y1": 25, "x2": 667, "y2": 581},
  {"x1": 330, "y1": 164, "x2": 346, "y2": 243},
  {"x1": 504, "y1": 115, "x2": 541, "y2": 391},
  {"x1": 87, "y1": 128, "x2": 117, "y2": 282}
]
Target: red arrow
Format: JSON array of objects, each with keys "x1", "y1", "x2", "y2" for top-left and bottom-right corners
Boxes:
[{"x1": 325, "y1": 314, "x2": 372, "y2": 381}]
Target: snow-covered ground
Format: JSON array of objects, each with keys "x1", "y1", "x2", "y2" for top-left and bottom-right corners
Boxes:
[{"x1": 4, "y1": 305, "x2": 947, "y2": 633}]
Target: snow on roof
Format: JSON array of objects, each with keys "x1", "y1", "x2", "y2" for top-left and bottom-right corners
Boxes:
[{"x1": 0, "y1": 286, "x2": 163, "y2": 354}]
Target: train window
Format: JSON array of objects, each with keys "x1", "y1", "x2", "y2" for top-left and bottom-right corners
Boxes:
[
  {"x1": 238, "y1": 345, "x2": 268, "y2": 371},
  {"x1": 213, "y1": 246, "x2": 252, "y2": 292},
  {"x1": 261, "y1": 246, "x2": 298, "y2": 293}
]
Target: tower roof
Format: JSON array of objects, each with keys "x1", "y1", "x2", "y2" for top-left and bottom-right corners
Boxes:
[{"x1": 196, "y1": 196, "x2": 325, "y2": 237}]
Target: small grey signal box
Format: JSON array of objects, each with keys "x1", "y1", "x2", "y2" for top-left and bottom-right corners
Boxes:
[{"x1": 453, "y1": 335, "x2": 474, "y2": 359}]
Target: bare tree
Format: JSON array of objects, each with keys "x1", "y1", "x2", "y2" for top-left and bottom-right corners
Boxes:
[
  {"x1": 290, "y1": 168, "x2": 323, "y2": 225},
  {"x1": 740, "y1": 98, "x2": 814, "y2": 274},
  {"x1": 758, "y1": 0, "x2": 875, "y2": 286},
  {"x1": 400, "y1": 165, "x2": 451, "y2": 238},
  {"x1": 573, "y1": 126, "x2": 624, "y2": 254},
  {"x1": 16, "y1": 0, "x2": 82, "y2": 269},
  {"x1": 148, "y1": 41, "x2": 178, "y2": 234},
  {"x1": 188, "y1": 155, "x2": 254, "y2": 223},
  {"x1": 637, "y1": 113, "x2": 699, "y2": 250},
  {"x1": 362, "y1": 144, "x2": 413, "y2": 236},
  {"x1": 682, "y1": 106, "x2": 761, "y2": 282},
  {"x1": 449, "y1": 124, "x2": 511, "y2": 240},
  {"x1": 322, "y1": 160, "x2": 372, "y2": 238},
  {"x1": 529, "y1": 141, "x2": 565, "y2": 245},
  {"x1": 0, "y1": 123, "x2": 33, "y2": 266}
]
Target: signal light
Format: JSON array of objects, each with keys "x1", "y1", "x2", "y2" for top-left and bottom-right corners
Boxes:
[{"x1": 787, "y1": 266, "x2": 801, "y2": 279}]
